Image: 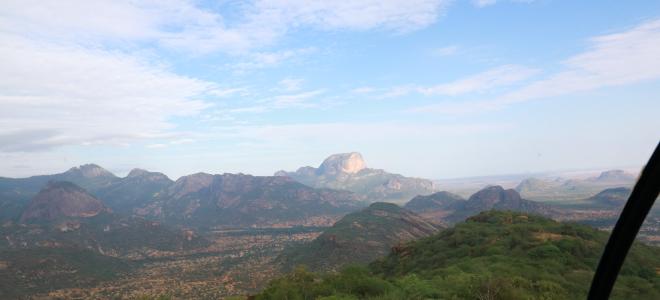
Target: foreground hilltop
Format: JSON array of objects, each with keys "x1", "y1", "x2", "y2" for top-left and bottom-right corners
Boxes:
[
  {"x1": 275, "y1": 152, "x2": 437, "y2": 203},
  {"x1": 256, "y1": 211, "x2": 660, "y2": 300},
  {"x1": 279, "y1": 202, "x2": 439, "y2": 272}
]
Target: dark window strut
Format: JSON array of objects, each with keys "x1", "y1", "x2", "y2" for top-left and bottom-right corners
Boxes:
[{"x1": 588, "y1": 141, "x2": 660, "y2": 299}]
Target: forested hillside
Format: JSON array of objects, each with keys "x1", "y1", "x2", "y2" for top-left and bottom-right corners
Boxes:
[{"x1": 255, "y1": 211, "x2": 660, "y2": 300}]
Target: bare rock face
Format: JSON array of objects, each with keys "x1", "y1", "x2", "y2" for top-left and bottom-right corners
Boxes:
[
  {"x1": 65, "y1": 164, "x2": 115, "y2": 178},
  {"x1": 317, "y1": 152, "x2": 366, "y2": 175},
  {"x1": 168, "y1": 172, "x2": 214, "y2": 198},
  {"x1": 276, "y1": 152, "x2": 436, "y2": 203},
  {"x1": 20, "y1": 181, "x2": 107, "y2": 223}
]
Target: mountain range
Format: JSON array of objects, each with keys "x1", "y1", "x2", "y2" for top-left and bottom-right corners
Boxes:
[
  {"x1": 275, "y1": 152, "x2": 437, "y2": 203},
  {"x1": 0, "y1": 164, "x2": 365, "y2": 228},
  {"x1": 514, "y1": 169, "x2": 637, "y2": 201},
  {"x1": 404, "y1": 185, "x2": 559, "y2": 224}
]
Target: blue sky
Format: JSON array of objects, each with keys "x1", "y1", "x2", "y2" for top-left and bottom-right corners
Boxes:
[{"x1": 1, "y1": 0, "x2": 659, "y2": 179}]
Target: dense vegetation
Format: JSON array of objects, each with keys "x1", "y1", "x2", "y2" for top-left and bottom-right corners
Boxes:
[
  {"x1": 0, "y1": 247, "x2": 132, "y2": 299},
  {"x1": 256, "y1": 211, "x2": 660, "y2": 300}
]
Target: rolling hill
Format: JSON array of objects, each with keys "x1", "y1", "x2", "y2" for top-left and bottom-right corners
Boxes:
[{"x1": 278, "y1": 202, "x2": 439, "y2": 272}]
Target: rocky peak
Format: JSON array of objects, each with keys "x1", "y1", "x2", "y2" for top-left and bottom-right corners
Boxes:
[
  {"x1": 405, "y1": 191, "x2": 464, "y2": 212},
  {"x1": 595, "y1": 170, "x2": 636, "y2": 182},
  {"x1": 466, "y1": 185, "x2": 522, "y2": 208},
  {"x1": 317, "y1": 152, "x2": 366, "y2": 175},
  {"x1": 590, "y1": 187, "x2": 632, "y2": 207},
  {"x1": 65, "y1": 164, "x2": 116, "y2": 178},
  {"x1": 20, "y1": 181, "x2": 107, "y2": 223},
  {"x1": 127, "y1": 168, "x2": 149, "y2": 178},
  {"x1": 126, "y1": 168, "x2": 170, "y2": 181},
  {"x1": 169, "y1": 172, "x2": 214, "y2": 197}
]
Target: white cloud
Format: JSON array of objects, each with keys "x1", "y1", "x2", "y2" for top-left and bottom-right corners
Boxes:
[
  {"x1": 277, "y1": 78, "x2": 305, "y2": 92},
  {"x1": 230, "y1": 47, "x2": 317, "y2": 72},
  {"x1": 418, "y1": 65, "x2": 539, "y2": 96},
  {"x1": 411, "y1": 19, "x2": 660, "y2": 114},
  {"x1": 0, "y1": 33, "x2": 213, "y2": 152},
  {"x1": 208, "y1": 87, "x2": 249, "y2": 98},
  {"x1": 246, "y1": 0, "x2": 451, "y2": 34},
  {"x1": 369, "y1": 65, "x2": 538, "y2": 99},
  {"x1": 0, "y1": 0, "x2": 451, "y2": 55},
  {"x1": 270, "y1": 89, "x2": 326, "y2": 108},
  {"x1": 473, "y1": 0, "x2": 498, "y2": 8},
  {"x1": 472, "y1": 0, "x2": 535, "y2": 8}
]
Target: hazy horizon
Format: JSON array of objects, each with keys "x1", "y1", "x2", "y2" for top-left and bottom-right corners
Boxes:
[{"x1": 2, "y1": 0, "x2": 659, "y2": 179}]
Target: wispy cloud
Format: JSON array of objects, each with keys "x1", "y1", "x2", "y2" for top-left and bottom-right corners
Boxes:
[
  {"x1": 230, "y1": 47, "x2": 317, "y2": 72},
  {"x1": 1, "y1": 1, "x2": 452, "y2": 55},
  {"x1": 419, "y1": 65, "x2": 540, "y2": 96},
  {"x1": 411, "y1": 18, "x2": 660, "y2": 114},
  {"x1": 472, "y1": 0, "x2": 536, "y2": 8},
  {"x1": 364, "y1": 65, "x2": 538, "y2": 99},
  {"x1": 472, "y1": 0, "x2": 498, "y2": 7},
  {"x1": 432, "y1": 45, "x2": 460, "y2": 57},
  {"x1": 0, "y1": 33, "x2": 213, "y2": 152},
  {"x1": 277, "y1": 78, "x2": 305, "y2": 92},
  {"x1": 269, "y1": 90, "x2": 326, "y2": 108}
]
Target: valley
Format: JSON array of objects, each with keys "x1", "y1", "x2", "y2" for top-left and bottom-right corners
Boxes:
[{"x1": 0, "y1": 154, "x2": 656, "y2": 299}]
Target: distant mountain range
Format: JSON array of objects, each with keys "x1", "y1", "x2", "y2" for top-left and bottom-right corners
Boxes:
[
  {"x1": 4, "y1": 181, "x2": 209, "y2": 256},
  {"x1": 0, "y1": 164, "x2": 365, "y2": 228},
  {"x1": 278, "y1": 202, "x2": 439, "y2": 272},
  {"x1": 275, "y1": 152, "x2": 437, "y2": 203},
  {"x1": 138, "y1": 172, "x2": 364, "y2": 228},
  {"x1": 514, "y1": 169, "x2": 637, "y2": 201},
  {"x1": 404, "y1": 185, "x2": 559, "y2": 224}
]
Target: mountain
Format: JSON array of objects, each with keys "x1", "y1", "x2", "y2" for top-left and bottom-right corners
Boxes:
[
  {"x1": 278, "y1": 202, "x2": 439, "y2": 272},
  {"x1": 94, "y1": 168, "x2": 173, "y2": 214},
  {"x1": 57, "y1": 164, "x2": 119, "y2": 191},
  {"x1": 1, "y1": 165, "x2": 366, "y2": 228},
  {"x1": 591, "y1": 169, "x2": 637, "y2": 183},
  {"x1": 0, "y1": 164, "x2": 119, "y2": 222},
  {"x1": 256, "y1": 211, "x2": 660, "y2": 300},
  {"x1": 137, "y1": 173, "x2": 365, "y2": 228},
  {"x1": 515, "y1": 177, "x2": 562, "y2": 194},
  {"x1": 513, "y1": 170, "x2": 637, "y2": 202},
  {"x1": 404, "y1": 191, "x2": 465, "y2": 224},
  {"x1": 275, "y1": 152, "x2": 437, "y2": 203},
  {"x1": 587, "y1": 187, "x2": 632, "y2": 208},
  {"x1": 447, "y1": 185, "x2": 557, "y2": 222},
  {"x1": 6, "y1": 181, "x2": 208, "y2": 255},
  {"x1": 19, "y1": 181, "x2": 109, "y2": 223},
  {"x1": 1, "y1": 181, "x2": 209, "y2": 297},
  {"x1": 403, "y1": 186, "x2": 559, "y2": 224}
]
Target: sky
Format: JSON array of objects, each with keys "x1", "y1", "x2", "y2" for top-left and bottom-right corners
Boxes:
[{"x1": 1, "y1": 0, "x2": 660, "y2": 180}]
